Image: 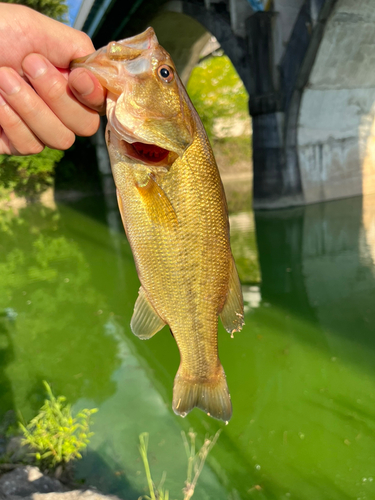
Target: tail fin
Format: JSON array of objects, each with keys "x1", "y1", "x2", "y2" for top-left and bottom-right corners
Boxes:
[{"x1": 172, "y1": 365, "x2": 232, "y2": 422}]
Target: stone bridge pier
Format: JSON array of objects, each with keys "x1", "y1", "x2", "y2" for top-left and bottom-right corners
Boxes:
[{"x1": 76, "y1": 0, "x2": 375, "y2": 208}]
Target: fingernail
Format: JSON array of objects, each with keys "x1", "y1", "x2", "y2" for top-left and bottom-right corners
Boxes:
[
  {"x1": 0, "y1": 94, "x2": 7, "y2": 106},
  {"x1": 70, "y1": 69, "x2": 95, "y2": 96},
  {"x1": 23, "y1": 54, "x2": 47, "y2": 79},
  {"x1": 0, "y1": 69, "x2": 21, "y2": 95}
]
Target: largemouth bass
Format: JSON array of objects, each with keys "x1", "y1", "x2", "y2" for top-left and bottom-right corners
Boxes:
[{"x1": 72, "y1": 28, "x2": 244, "y2": 422}]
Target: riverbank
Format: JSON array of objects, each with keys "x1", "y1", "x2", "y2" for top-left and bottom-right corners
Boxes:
[{"x1": 0, "y1": 466, "x2": 123, "y2": 500}]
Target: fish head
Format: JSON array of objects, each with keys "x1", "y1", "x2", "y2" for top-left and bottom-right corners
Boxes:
[{"x1": 71, "y1": 27, "x2": 195, "y2": 169}]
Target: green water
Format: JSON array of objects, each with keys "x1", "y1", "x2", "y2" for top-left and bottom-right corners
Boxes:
[{"x1": 1, "y1": 193, "x2": 375, "y2": 500}]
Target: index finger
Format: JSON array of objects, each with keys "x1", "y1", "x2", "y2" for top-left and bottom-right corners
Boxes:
[
  {"x1": 68, "y1": 68, "x2": 106, "y2": 115},
  {"x1": 18, "y1": 5, "x2": 96, "y2": 69}
]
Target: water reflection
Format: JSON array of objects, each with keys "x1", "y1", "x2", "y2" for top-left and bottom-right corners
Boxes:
[
  {"x1": 0, "y1": 193, "x2": 375, "y2": 499},
  {"x1": 0, "y1": 204, "x2": 120, "y2": 419},
  {"x1": 0, "y1": 310, "x2": 14, "y2": 420},
  {"x1": 255, "y1": 196, "x2": 375, "y2": 366},
  {"x1": 229, "y1": 211, "x2": 261, "y2": 284}
]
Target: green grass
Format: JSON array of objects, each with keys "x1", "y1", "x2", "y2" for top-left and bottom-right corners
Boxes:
[{"x1": 139, "y1": 429, "x2": 221, "y2": 500}]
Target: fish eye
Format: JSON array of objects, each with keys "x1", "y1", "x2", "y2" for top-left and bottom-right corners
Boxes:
[{"x1": 158, "y1": 65, "x2": 174, "y2": 83}]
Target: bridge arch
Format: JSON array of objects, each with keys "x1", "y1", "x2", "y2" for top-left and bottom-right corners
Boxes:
[{"x1": 79, "y1": 0, "x2": 375, "y2": 208}]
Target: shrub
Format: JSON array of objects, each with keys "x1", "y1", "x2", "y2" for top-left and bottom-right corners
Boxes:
[{"x1": 19, "y1": 381, "x2": 97, "y2": 469}]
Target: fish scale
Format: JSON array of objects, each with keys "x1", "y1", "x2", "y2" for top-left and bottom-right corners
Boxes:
[{"x1": 71, "y1": 27, "x2": 244, "y2": 421}]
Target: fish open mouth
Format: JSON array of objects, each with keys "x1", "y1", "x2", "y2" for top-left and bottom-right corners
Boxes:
[{"x1": 125, "y1": 141, "x2": 170, "y2": 165}]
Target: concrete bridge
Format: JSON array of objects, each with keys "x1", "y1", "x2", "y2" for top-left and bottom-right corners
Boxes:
[{"x1": 75, "y1": 0, "x2": 375, "y2": 209}]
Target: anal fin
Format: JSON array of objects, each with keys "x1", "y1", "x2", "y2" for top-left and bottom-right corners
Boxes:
[
  {"x1": 220, "y1": 258, "x2": 244, "y2": 335},
  {"x1": 130, "y1": 287, "x2": 166, "y2": 339}
]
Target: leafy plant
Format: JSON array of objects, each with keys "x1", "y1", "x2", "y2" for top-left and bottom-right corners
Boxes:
[
  {"x1": 139, "y1": 429, "x2": 221, "y2": 500},
  {"x1": 181, "y1": 429, "x2": 220, "y2": 500},
  {"x1": 19, "y1": 381, "x2": 97, "y2": 469}
]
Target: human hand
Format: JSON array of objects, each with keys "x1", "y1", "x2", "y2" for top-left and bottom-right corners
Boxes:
[{"x1": 0, "y1": 3, "x2": 106, "y2": 155}]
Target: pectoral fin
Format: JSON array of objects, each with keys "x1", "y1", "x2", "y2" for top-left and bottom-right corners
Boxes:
[
  {"x1": 131, "y1": 287, "x2": 166, "y2": 339},
  {"x1": 136, "y1": 174, "x2": 178, "y2": 228},
  {"x1": 220, "y1": 259, "x2": 244, "y2": 335}
]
